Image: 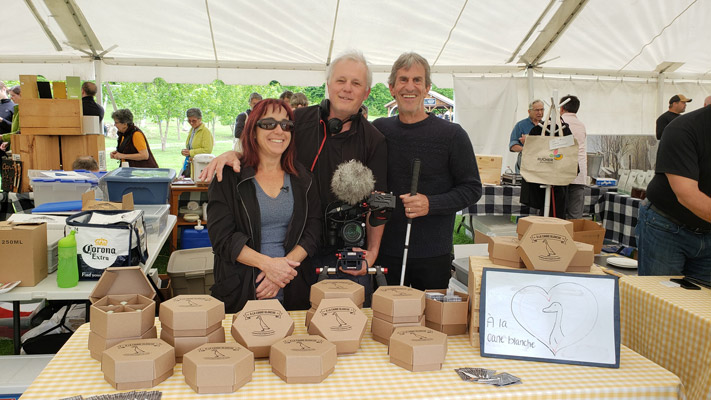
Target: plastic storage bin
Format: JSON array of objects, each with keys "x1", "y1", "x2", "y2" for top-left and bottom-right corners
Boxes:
[
  {"x1": 102, "y1": 167, "x2": 176, "y2": 204},
  {"x1": 135, "y1": 204, "x2": 170, "y2": 235},
  {"x1": 167, "y1": 247, "x2": 214, "y2": 295},
  {"x1": 181, "y1": 227, "x2": 211, "y2": 249},
  {"x1": 29, "y1": 170, "x2": 99, "y2": 206}
]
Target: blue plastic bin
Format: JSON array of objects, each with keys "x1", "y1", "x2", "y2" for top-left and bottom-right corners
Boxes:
[
  {"x1": 102, "y1": 167, "x2": 176, "y2": 204},
  {"x1": 181, "y1": 227, "x2": 211, "y2": 249}
]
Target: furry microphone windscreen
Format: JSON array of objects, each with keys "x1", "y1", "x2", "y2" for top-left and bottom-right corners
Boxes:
[{"x1": 330, "y1": 160, "x2": 375, "y2": 205}]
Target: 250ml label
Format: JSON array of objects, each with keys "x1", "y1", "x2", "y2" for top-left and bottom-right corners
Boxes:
[{"x1": 1, "y1": 239, "x2": 23, "y2": 245}]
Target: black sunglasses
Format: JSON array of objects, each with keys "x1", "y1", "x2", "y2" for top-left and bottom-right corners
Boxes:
[{"x1": 256, "y1": 118, "x2": 295, "y2": 132}]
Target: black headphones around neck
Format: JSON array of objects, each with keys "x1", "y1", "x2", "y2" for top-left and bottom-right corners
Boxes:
[{"x1": 319, "y1": 99, "x2": 360, "y2": 135}]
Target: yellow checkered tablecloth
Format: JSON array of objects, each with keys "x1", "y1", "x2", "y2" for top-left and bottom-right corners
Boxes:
[
  {"x1": 21, "y1": 309, "x2": 682, "y2": 400},
  {"x1": 620, "y1": 276, "x2": 711, "y2": 400}
]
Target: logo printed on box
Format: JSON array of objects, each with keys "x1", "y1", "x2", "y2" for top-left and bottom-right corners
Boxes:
[
  {"x1": 319, "y1": 306, "x2": 356, "y2": 331},
  {"x1": 396, "y1": 329, "x2": 435, "y2": 342},
  {"x1": 381, "y1": 287, "x2": 416, "y2": 297},
  {"x1": 197, "y1": 346, "x2": 238, "y2": 360},
  {"x1": 117, "y1": 342, "x2": 162, "y2": 356},
  {"x1": 283, "y1": 338, "x2": 324, "y2": 352},
  {"x1": 242, "y1": 309, "x2": 285, "y2": 336},
  {"x1": 529, "y1": 233, "x2": 569, "y2": 262},
  {"x1": 175, "y1": 297, "x2": 213, "y2": 307}
]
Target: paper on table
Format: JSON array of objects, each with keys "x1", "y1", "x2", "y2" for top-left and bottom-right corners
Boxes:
[{"x1": 88, "y1": 210, "x2": 142, "y2": 225}]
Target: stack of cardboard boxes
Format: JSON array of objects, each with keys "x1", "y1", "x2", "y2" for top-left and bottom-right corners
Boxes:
[
  {"x1": 389, "y1": 327, "x2": 447, "y2": 372},
  {"x1": 308, "y1": 298, "x2": 367, "y2": 354},
  {"x1": 306, "y1": 279, "x2": 365, "y2": 328},
  {"x1": 87, "y1": 267, "x2": 158, "y2": 360},
  {"x1": 101, "y1": 338, "x2": 175, "y2": 390},
  {"x1": 370, "y1": 286, "x2": 426, "y2": 345},
  {"x1": 231, "y1": 299, "x2": 295, "y2": 358},
  {"x1": 159, "y1": 295, "x2": 226, "y2": 362},
  {"x1": 182, "y1": 342, "x2": 254, "y2": 394}
]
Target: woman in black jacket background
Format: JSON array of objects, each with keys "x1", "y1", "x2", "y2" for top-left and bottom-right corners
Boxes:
[{"x1": 208, "y1": 99, "x2": 321, "y2": 313}]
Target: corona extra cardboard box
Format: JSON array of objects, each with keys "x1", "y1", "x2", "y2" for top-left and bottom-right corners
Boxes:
[
  {"x1": 389, "y1": 327, "x2": 447, "y2": 372},
  {"x1": 371, "y1": 286, "x2": 425, "y2": 323},
  {"x1": 89, "y1": 267, "x2": 156, "y2": 340},
  {"x1": 310, "y1": 279, "x2": 365, "y2": 308},
  {"x1": 371, "y1": 314, "x2": 425, "y2": 345},
  {"x1": 270, "y1": 335, "x2": 337, "y2": 383},
  {"x1": 159, "y1": 295, "x2": 225, "y2": 336},
  {"x1": 0, "y1": 222, "x2": 48, "y2": 287},
  {"x1": 182, "y1": 342, "x2": 254, "y2": 394},
  {"x1": 231, "y1": 299, "x2": 294, "y2": 358},
  {"x1": 424, "y1": 289, "x2": 469, "y2": 335},
  {"x1": 101, "y1": 338, "x2": 175, "y2": 390},
  {"x1": 308, "y1": 298, "x2": 367, "y2": 354}
]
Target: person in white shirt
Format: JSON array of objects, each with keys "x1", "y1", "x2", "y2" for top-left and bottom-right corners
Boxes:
[{"x1": 560, "y1": 95, "x2": 587, "y2": 219}]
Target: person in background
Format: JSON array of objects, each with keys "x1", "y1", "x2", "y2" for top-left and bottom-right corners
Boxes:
[
  {"x1": 704, "y1": 96, "x2": 711, "y2": 107},
  {"x1": 234, "y1": 92, "x2": 262, "y2": 139},
  {"x1": 656, "y1": 94, "x2": 691, "y2": 140},
  {"x1": 373, "y1": 52, "x2": 482, "y2": 290},
  {"x1": 290, "y1": 92, "x2": 309, "y2": 109},
  {"x1": 279, "y1": 90, "x2": 294, "y2": 104},
  {"x1": 0, "y1": 81, "x2": 13, "y2": 135},
  {"x1": 637, "y1": 105, "x2": 711, "y2": 284},
  {"x1": 560, "y1": 95, "x2": 587, "y2": 219},
  {"x1": 72, "y1": 156, "x2": 100, "y2": 172},
  {"x1": 509, "y1": 99, "x2": 544, "y2": 173},
  {"x1": 208, "y1": 98, "x2": 321, "y2": 313},
  {"x1": 81, "y1": 82, "x2": 104, "y2": 125},
  {"x1": 109, "y1": 109, "x2": 159, "y2": 168},
  {"x1": 0, "y1": 86, "x2": 21, "y2": 152},
  {"x1": 180, "y1": 108, "x2": 214, "y2": 177},
  {"x1": 360, "y1": 104, "x2": 369, "y2": 120}
]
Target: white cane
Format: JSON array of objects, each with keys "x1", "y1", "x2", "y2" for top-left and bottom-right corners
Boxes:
[{"x1": 400, "y1": 159, "x2": 421, "y2": 286}]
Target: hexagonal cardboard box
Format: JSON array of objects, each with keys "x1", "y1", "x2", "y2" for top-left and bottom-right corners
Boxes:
[
  {"x1": 308, "y1": 298, "x2": 367, "y2": 354},
  {"x1": 159, "y1": 294, "x2": 225, "y2": 336},
  {"x1": 517, "y1": 219, "x2": 577, "y2": 271},
  {"x1": 309, "y1": 279, "x2": 365, "y2": 308},
  {"x1": 517, "y1": 216, "x2": 574, "y2": 239},
  {"x1": 371, "y1": 286, "x2": 425, "y2": 323},
  {"x1": 183, "y1": 342, "x2": 254, "y2": 394},
  {"x1": 160, "y1": 324, "x2": 225, "y2": 362},
  {"x1": 101, "y1": 338, "x2": 175, "y2": 390},
  {"x1": 270, "y1": 335, "x2": 337, "y2": 383},
  {"x1": 231, "y1": 299, "x2": 295, "y2": 358},
  {"x1": 389, "y1": 327, "x2": 447, "y2": 372}
]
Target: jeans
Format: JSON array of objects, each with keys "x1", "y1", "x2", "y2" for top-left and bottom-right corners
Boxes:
[{"x1": 636, "y1": 204, "x2": 711, "y2": 283}]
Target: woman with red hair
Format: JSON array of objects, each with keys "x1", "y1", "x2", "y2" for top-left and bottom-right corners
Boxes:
[{"x1": 208, "y1": 99, "x2": 321, "y2": 313}]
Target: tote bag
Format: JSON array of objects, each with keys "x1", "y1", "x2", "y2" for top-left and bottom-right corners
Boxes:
[{"x1": 520, "y1": 108, "x2": 579, "y2": 186}]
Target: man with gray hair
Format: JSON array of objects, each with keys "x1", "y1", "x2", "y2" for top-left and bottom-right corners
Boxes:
[
  {"x1": 200, "y1": 50, "x2": 387, "y2": 308},
  {"x1": 234, "y1": 92, "x2": 262, "y2": 139},
  {"x1": 509, "y1": 99, "x2": 545, "y2": 173},
  {"x1": 373, "y1": 52, "x2": 482, "y2": 289}
]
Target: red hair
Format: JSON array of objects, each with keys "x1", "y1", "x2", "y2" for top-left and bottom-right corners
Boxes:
[{"x1": 240, "y1": 99, "x2": 298, "y2": 175}]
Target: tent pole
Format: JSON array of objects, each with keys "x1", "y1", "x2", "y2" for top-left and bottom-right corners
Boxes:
[
  {"x1": 527, "y1": 66, "x2": 534, "y2": 104},
  {"x1": 94, "y1": 59, "x2": 103, "y2": 108},
  {"x1": 657, "y1": 73, "x2": 665, "y2": 116}
]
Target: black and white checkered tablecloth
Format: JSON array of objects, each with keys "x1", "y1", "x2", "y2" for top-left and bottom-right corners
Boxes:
[
  {"x1": 466, "y1": 185, "x2": 609, "y2": 217},
  {"x1": 595, "y1": 191, "x2": 641, "y2": 247},
  {"x1": 0, "y1": 191, "x2": 34, "y2": 220}
]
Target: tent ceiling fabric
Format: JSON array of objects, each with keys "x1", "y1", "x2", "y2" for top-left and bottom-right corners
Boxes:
[{"x1": 1, "y1": 0, "x2": 708, "y2": 85}]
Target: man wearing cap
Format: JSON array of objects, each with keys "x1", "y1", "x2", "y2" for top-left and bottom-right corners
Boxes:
[
  {"x1": 656, "y1": 94, "x2": 691, "y2": 140},
  {"x1": 637, "y1": 105, "x2": 711, "y2": 284}
]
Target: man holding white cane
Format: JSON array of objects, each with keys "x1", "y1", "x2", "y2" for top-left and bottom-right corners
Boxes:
[{"x1": 373, "y1": 52, "x2": 482, "y2": 290}]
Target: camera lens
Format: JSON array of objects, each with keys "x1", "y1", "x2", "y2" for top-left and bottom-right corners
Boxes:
[{"x1": 341, "y1": 222, "x2": 364, "y2": 245}]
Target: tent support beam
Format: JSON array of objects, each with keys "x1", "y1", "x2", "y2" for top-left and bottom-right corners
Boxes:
[
  {"x1": 325, "y1": 0, "x2": 341, "y2": 66},
  {"x1": 433, "y1": 0, "x2": 468, "y2": 66},
  {"x1": 204, "y1": 0, "x2": 220, "y2": 80},
  {"x1": 24, "y1": 0, "x2": 62, "y2": 51},
  {"x1": 657, "y1": 73, "x2": 665, "y2": 116},
  {"x1": 507, "y1": 0, "x2": 556, "y2": 64},
  {"x1": 518, "y1": 0, "x2": 589, "y2": 66}
]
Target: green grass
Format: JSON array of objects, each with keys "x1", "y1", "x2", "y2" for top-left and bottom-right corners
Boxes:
[
  {"x1": 0, "y1": 338, "x2": 13, "y2": 355},
  {"x1": 453, "y1": 214, "x2": 474, "y2": 245}
]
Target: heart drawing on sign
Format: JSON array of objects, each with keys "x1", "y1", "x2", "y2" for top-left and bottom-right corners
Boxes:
[{"x1": 510, "y1": 283, "x2": 598, "y2": 356}]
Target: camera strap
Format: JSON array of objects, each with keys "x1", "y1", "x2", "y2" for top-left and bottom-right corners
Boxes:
[{"x1": 311, "y1": 120, "x2": 328, "y2": 172}]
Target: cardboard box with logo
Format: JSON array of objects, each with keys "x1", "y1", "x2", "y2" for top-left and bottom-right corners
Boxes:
[
  {"x1": 388, "y1": 327, "x2": 447, "y2": 372},
  {"x1": 371, "y1": 286, "x2": 425, "y2": 323},
  {"x1": 424, "y1": 289, "x2": 469, "y2": 335},
  {"x1": 371, "y1": 314, "x2": 425, "y2": 346},
  {"x1": 487, "y1": 236, "x2": 525, "y2": 268},
  {"x1": 160, "y1": 325, "x2": 225, "y2": 362},
  {"x1": 101, "y1": 338, "x2": 175, "y2": 390},
  {"x1": 568, "y1": 219, "x2": 605, "y2": 253},
  {"x1": 310, "y1": 279, "x2": 365, "y2": 308},
  {"x1": 182, "y1": 342, "x2": 254, "y2": 394},
  {"x1": 517, "y1": 216, "x2": 574, "y2": 239},
  {"x1": 158, "y1": 294, "x2": 226, "y2": 362},
  {"x1": 568, "y1": 241, "x2": 594, "y2": 272},
  {"x1": 0, "y1": 221, "x2": 48, "y2": 287},
  {"x1": 88, "y1": 266, "x2": 157, "y2": 360},
  {"x1": 308, "y1": 298, "x2": 367, "y2": 354},
  {"x1": 517, "y1": 217, "x2": 577, "y2": 272},
  {"x1": 270, "y1": 335, "x2": 337, "y2": 383},
  {"x1": 231, "y1": 299, "x2": 295, "y2": 358}
]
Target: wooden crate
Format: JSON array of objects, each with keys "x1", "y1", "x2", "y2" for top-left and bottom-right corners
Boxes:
[
  {"x1": 60, "y1": 135, "x2": 107, "y2": 171},
  {"x1": 19, "y1": 98, "x2": 83, "y2": 135},
  {"x1": 12, "y1": 134, "x2": 61, "y2": 193},
  {"x1": 476, "y1": 154, "x2": 502, "y2": 185}
]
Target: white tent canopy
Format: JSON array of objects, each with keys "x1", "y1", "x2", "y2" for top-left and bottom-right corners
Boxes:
[{"x1": 2, "y1": 0, "x2": 710, "y2": 164}]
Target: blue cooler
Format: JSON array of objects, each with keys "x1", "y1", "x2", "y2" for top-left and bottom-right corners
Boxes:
[
  {"x1": 181, "y1": 227, "x2": 211, "y2": 249},
  {"x1": 103, "y1": 167, "x2": 176, "y2": 204}
]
